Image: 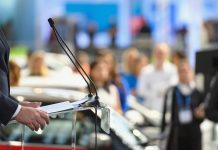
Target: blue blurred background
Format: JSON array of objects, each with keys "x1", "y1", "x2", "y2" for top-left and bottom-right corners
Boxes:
[{"x1": 1, "y1": 0, "x2": 218, "y2": 66}]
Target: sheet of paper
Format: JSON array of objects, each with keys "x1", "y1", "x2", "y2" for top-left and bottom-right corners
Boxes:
[
  {"x1": 37, "y1": 97, "x2": 91, "y2": 114},
  {"x1": 38, "y1": 101, "x2": 75, "y2": 114}
]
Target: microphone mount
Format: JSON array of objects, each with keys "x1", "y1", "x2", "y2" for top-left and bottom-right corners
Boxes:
[
  {"x1": 48, "y1": 17, "x2": 101, "y2": 150},
  {"x1": 48, "y1": 18, "x2": 99, "y2": 105}
]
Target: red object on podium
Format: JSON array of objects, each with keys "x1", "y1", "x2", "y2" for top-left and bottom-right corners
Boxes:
[{"x1": 0, "y1": 143, "x2": 87, "y2": 150}]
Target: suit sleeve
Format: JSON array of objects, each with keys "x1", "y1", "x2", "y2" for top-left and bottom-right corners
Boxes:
[
  {"x1": 0, "y1": 29, "x2": 19, "y2": 125},
  {"x1": 9, "y1": 95, "x2": 19, "y2": 102},
  {"x1": 192, "y1": 90, "x2": 204, "y2": 124},
  {"x1": 0, "y1": 92, "x2": 18, "y2": 125},
  {"x1": 205, "y1": 75, "x2": 218, "y2": 122}
]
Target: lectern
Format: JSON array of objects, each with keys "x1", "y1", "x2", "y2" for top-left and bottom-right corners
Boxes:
[{"x1": 13, "y1": 95, "x2": 110, "y2": 150}]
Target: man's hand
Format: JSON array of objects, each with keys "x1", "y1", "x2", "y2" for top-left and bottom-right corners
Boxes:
[
  {"x1": 20, "y1": 101, "x2": 42, "y2": 108},
  {"x1": 15, "y1": 106, "x2": 49, "y2": 131},
  {"x1": 194, "y1": 104, "x2": 205, "y2": 119}
]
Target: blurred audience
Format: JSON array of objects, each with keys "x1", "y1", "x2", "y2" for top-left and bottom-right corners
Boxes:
[
  {"x1": 203, "y1": 20, "x2": 218, "y2": 44},
  {"x1": 96, "y1": 49, "x2": 130, "y2": 112},
  {"x1": 108, "y1": 22, "x2": 117, "y2": 48},
  {"x1": 48, "y1": 17, "x2": 69, "y2": 53},
  {"x1": 9, "y1": 60, "x2": 21, "y2": 86},
  {"x1": 22, "y1": 49, "x2": 34, "y2": 69},
  {"x1": 131, "y1": 16, "x2": 151, "y2": 37},
  {"x1": 90, "y1": 60, "x2": 122, "y2": 114},
  {"x1": 123, "y1": 54, "x2": 149, "y2": 96},
  {"x1": 73, "y1": 51, "x2": 90, "y2": 75},
  {"x1": 122, "y1": 47, "x2": 140, "y2": 74},
  {"x1": 171, "y1": 50, "x2": 187, "y2": 68},
  {"x1": 161, "y1": 60, "x2": 204, "y2": 150},
  {"x1": 174, "y1": 26, "x2": 188, "y2": 51},
  {"x1": 139, "y1": 18, "x2": 152, "y2": 36},
  {"x1": 137, "y1": 43, "x2": 178, "y2": 113},
  {"x1": 87, "y1": 23, "x2": 97, "y2": 49},
  {"x1": 28, "y1": 51, "x2": 49, "y2": 76}
]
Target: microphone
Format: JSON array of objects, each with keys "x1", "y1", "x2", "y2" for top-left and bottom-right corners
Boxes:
[
  {"x1": 48, "y1": 18, "x2": 100, "y2": 149},
  {"x1": 48, "y1": 18, "x2": 99, "y2": 103},
  {"x1": 48, "y1": 18, "x2": 54, "y2": 28}
]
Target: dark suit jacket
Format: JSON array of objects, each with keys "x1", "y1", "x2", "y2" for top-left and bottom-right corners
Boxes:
[
  {"x1": 161, "y1": 86, "x2": 203, "y2": 150},
  {"x1": 205, "y1": 72, "x2": 218, "y2": 122},
  {"x1": 0, "y1": 29, "x2": 18, "y2": 125}
]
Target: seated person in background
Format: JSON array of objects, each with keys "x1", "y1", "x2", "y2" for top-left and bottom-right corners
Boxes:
[
  {"x1": 96, "y1": 49, "x2": 130, "y2": 112},
  {"x1": 123, "y1": 54, "x2": 148, "y2": 96},
  {"x1": 28, "y1": 51, "x2": 48, "y2": 76},
  {"x1": 9, "y1": 60, "x2": 21, "y2": 86},
  {"x1": 21, "y1": 49, "x2": 34, "y2": 69},
  {"x1": 137, "y1": 43, "x2": 178, "y2": 113},
  {"x1": 161, "y1": 60, "x2": 204, "y2": 150},
  {"x1": 90, "y1": 60, "x2": 122, "y2": 114},
  {"x1": 73, "y1": 51, "x2": 90, "y2": 75},
  {"x1": 122, "y1": 47, "x2": 140, "y2": 74}
]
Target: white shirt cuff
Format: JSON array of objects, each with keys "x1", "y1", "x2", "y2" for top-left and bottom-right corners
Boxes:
[{"x1": 12, "y1": 105, "x2": 21, "y2": 119}]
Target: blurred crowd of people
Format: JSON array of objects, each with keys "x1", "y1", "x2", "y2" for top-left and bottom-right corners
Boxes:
[
  {"x1": 47, "y1": 17, "x2": 119, "y2": 54},
  {"x1": 9, "y1": 41, "x2": 207, "y2": 150},
  {"x1": 2, "y1": 2, "x2": 218, "y2": 149}
]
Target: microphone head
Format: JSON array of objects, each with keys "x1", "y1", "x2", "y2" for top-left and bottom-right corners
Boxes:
[{"x1": 48, "y1": 18, "x2": 55, "y2": 28}]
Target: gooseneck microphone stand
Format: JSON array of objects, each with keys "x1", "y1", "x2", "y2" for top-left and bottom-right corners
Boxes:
[{"x1": 48, "y1": 18, "x2": 101, "y2": 150}]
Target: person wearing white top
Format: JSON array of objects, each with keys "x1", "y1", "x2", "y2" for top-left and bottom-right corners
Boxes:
[
  {"x1": 97, "y1": 85, "x2": 120, "y2": 110},
  {"x1": 137, "y1": 43, "x2": 178, "y2": 113},
  {"x1": 90, "y1": 60, "x2": 122, "y2": 114}
]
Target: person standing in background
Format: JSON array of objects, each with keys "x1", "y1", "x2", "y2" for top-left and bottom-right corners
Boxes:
[
  {"x1": 137, "y1": 43, "x2": 178, "y2": 113},
  {"x1": 0, "y1": 28, "x2": 49, "y2": 131},
  {"x1": 161, "y1": 60, "x2": 204, "y2": 150}
]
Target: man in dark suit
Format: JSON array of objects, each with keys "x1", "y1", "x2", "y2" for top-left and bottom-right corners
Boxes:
[
  {"x1": 193, "y1": 72, "x2": 218, "y2": 122},
  {"x1": 0, "y1": 28, "x2": 49, "y2": 131},
  {"x1": 205, "y1": 72, "x2": 218, "y2": 122}
]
